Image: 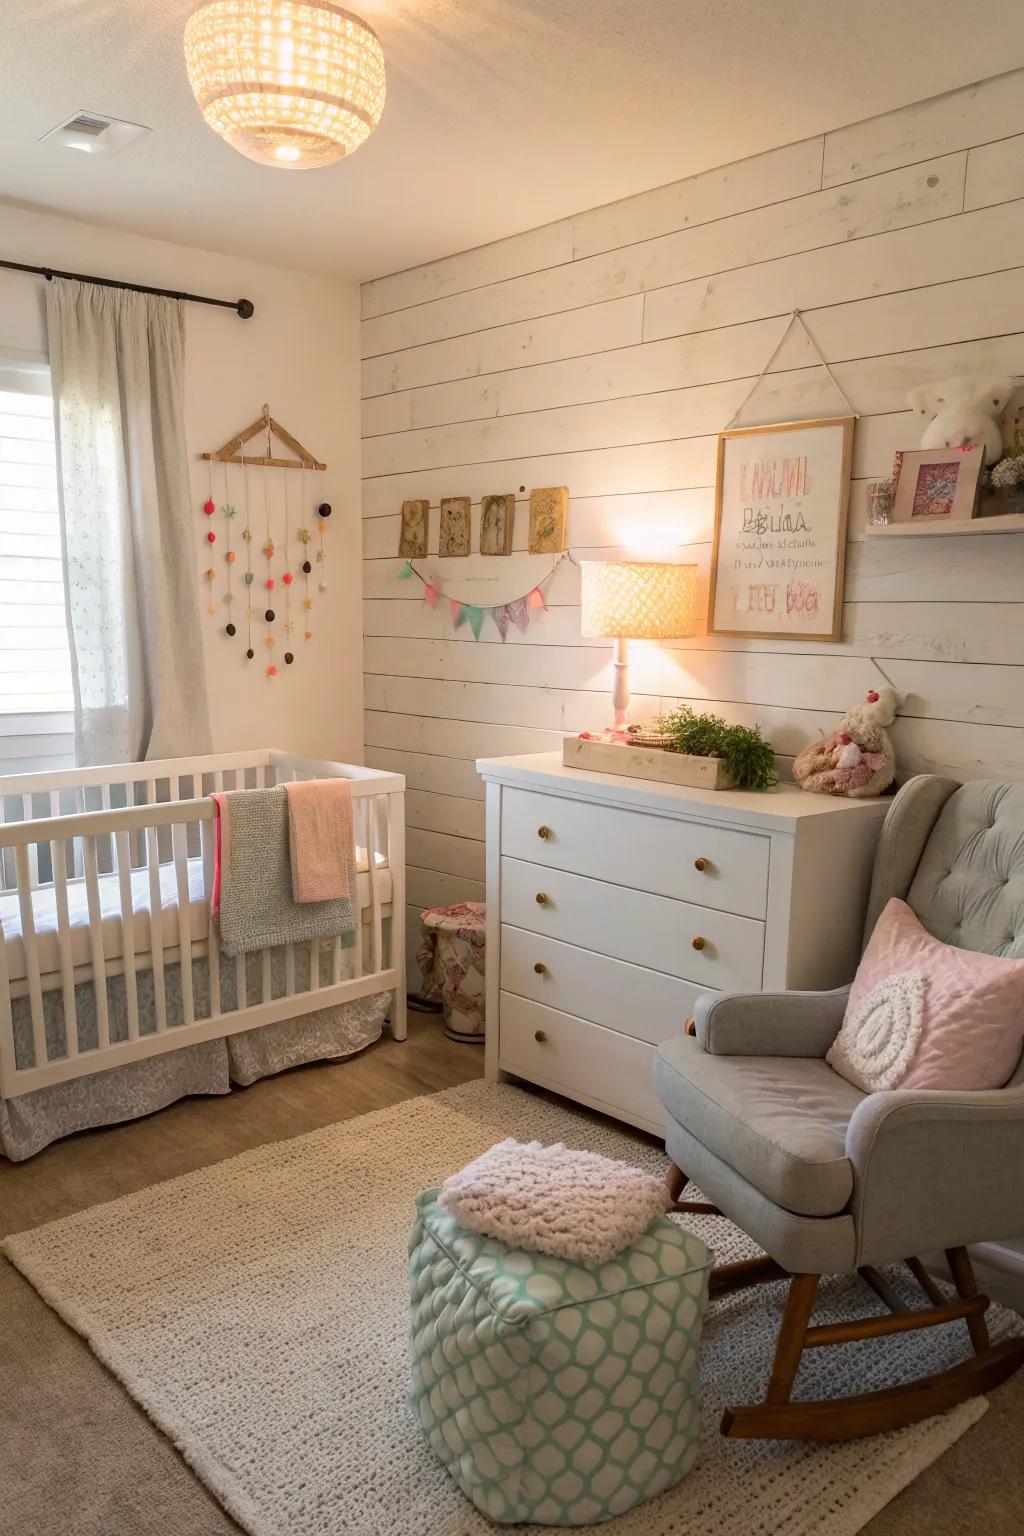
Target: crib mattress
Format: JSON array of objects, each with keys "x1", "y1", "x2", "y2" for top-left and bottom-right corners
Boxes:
[{"x1": 1, "y1": 851, "x2": 392, "y2": 985}]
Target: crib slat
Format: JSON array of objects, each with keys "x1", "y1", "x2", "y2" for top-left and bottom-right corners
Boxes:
[
  {"x1": 114, "y1": 830, "x2": 140, "y2": 1042},
  {"x1": 235, "y1": 949, "x2": 247, "y2": 1011},
  {"x1": 13, "y1": 843, "x2": 47, "y2": 1069},
  {"x1": 172, "y1": 822, "x2": 194, "y2": 1027},
  {"x1": 285, "y1": 942, "x2": 296, "y2": 996},
  {"x1": 0, "y1": 920, "x2": 16, "y2": 1094},
  {"x1": 352, "y1": 798, "x2": 365, "y2": 980},
  {"x1": 369, "y1": 796, "x2": 384, "y2": 975},
  {"x1": 261, "y1": 947, "x2": 272, "y2": 1003},
  {"x1": 72, "y1": 787, "x2": 85, "y2": 877},
  {"x1": 331, "y1": 935, "x2": 342, "y2": 986},
  {"x1": 388, "y1": 790, "x2": 407, "y2": 1041},
  {"x1": 201, "y1": 817, "x2": 220, "y2": 1021},
  {"x1": 82, "y1": 836, "x2": 110, "y2": 1051},
  {"x1": 22, "y1": 795, "x2": 40, "y2": 889},
  {"x1": 146, "y1": 825, "x2": 167, "y2": 1034},
  {"x1": 309, "y1": 937, "x2": 320, "y2": 993},
  {"x1": 49, "y1": 836, "x2": 78, "y2": 1059}
]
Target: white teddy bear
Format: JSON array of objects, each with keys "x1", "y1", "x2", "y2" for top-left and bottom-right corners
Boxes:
[{"x1": 906, "y1": 375, "x2": 1015, "y2": 465}]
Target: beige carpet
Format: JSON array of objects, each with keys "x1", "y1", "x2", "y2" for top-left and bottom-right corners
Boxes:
[{"x1": 3, "y1": 1080, "x2": 1014, "y2": 1536}]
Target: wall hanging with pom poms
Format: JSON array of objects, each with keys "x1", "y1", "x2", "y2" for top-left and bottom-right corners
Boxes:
[{"x1": 199, "y1": 405, "x2": 332, "y2": 680}]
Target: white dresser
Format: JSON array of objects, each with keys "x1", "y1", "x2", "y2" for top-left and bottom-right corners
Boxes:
[{"x1": 477, "y1": 752, "x2": 890, "y2": 1135}]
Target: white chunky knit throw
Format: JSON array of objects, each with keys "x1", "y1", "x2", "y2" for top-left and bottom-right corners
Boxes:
[{"x1": 438, "y1": 1137, "x2": 672, "y2": 1265}]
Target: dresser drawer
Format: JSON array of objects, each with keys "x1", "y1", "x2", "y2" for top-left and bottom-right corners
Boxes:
[
  {"x1": 501, "y1": 857, "x2": 764, "y2": 992},
  {"x1": 499, "y1": 992, "x2": 665, "y2": 1132},
  {"x1": 500, "y1": 925, "x2": 706, "y2": 1047},
  {"x1": 501, "y1": 786, "x2": 768, "y2": 919}
]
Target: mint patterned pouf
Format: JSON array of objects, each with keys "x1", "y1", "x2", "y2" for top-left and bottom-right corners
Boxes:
[{"x1": 409, "y1": 1190, "x2": 712, "y2": 1526}]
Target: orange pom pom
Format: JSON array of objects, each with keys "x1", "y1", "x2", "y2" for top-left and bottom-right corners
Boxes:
[{"x1": 266, "y1": 664, "x2": 278, "y2": 679}]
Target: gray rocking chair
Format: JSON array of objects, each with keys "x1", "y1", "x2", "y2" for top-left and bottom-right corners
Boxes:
[{"x1": 654, "y1": 775, "x2": 1024, "y2": 1441}]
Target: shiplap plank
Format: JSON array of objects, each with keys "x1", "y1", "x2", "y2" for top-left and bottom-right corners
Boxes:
[
  {"x1": 365, "y1": 710, "x2": 560, "y2": 760},
  {"x1": 644, "y1": 199, "x2": 1024, "y2": 343},
  {"x1": 364, "y1": 747, "x2": 486, "y2": 800},
  {"x1": 363, "y1": 219, "x2": 574, "y2": 320},
  {"x1": 965, "y1": 134, "x2": 1024, "y2": 211},
  {"x1": 572, "y1": 140, "x2": 824, "y2": 259},
  {"x1": 406, "y1": 827, "x2": 485, "y2": 882},
  {"x1": 362, "y1": 156, "x2": 965, "y2": 355},
  {"x1": 367, "y1": 651, "x2": 1024, "y2": 730},
  {"x1": 846, "y1": 533, "x2": 1024, "y2": 604},
  {"x1": 362, "y1": 297, "x2": 644, "y2": 401},
  {"x1": 406, "y1": 788, "x2": 486, "y2": 839},
  {"x1": 367, "y1": 303, "x2": 1024, "y2": 445},
  {"x1": 407, "y1": 867, "x2": 485, "y2": 911},
  {"x1": 822, "y1": 69, "x2": 1024, "y2": 187}
]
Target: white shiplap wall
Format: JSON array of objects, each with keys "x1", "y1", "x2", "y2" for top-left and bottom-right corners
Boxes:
[{"x1": 360, "y1": 70, "x2": 1024, "y2": 956}]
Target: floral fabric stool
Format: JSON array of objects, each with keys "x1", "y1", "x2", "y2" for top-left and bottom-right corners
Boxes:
[
  {"x1": 409, "y1": 1191, "x2": 711, "y2": 1526},
  {"x1": 417, "y1": 901, "x2": 486, "y2": 1041}
]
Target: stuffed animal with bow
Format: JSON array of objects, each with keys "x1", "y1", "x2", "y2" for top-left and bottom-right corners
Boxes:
[{"x1": 793, "y1": 686, "x2": 900, "y2": 798}]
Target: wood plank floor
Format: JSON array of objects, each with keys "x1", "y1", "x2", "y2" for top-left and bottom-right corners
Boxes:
[{"x1": 1, "y1": 1017, "x2": 1021, "y2": 1535}]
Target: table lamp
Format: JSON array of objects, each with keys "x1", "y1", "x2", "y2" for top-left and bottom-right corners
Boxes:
[{"x1": 580, "y1": 560, "x2": 699, "y2": 735}]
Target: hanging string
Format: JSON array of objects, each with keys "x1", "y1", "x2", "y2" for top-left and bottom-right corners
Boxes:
[
  {"x1": 222, "y1": 460, "x2": 236, "y2": 637},
  {"x1": 281, "y1": 466, "x2": 295, "y2": 667},
  {"x1": 242, "y1": 455, "x2": 254, "y2": 658},
  {"x1": 300, "y1": 464, "x2": 312, "y2": 640},
  {"x1": 725, "y1": 308, "x2": 859, "y2": 430},
  {"x1": 204, "y1": 457, "x2": 217, "y2": 614}
]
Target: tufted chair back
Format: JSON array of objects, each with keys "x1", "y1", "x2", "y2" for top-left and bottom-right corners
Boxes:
[{"x1": 863, "y1": 775, "x2": 1024, "y2": 1085}]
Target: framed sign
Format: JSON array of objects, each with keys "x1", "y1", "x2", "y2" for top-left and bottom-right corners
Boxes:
[{"x1": 710, "y1": 416, "x2": 854, "y2": 641}]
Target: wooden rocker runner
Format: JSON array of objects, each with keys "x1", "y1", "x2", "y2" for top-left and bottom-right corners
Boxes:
[
  {"x1": 666, "y1": 1166, "x2": 1024, "y2": 1441},
  {"x1": 652, "y1": 774, "x2": 1024, "y2": 1442}
]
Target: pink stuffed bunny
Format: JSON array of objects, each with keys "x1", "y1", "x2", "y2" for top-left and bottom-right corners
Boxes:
[{"x1": 793, "y1": 686, "x2": 900, "y2": 798}]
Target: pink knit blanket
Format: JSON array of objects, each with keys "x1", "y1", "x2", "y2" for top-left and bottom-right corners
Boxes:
[{"x1": 283, "y1": 777, "x2": 354, "y2": 903}]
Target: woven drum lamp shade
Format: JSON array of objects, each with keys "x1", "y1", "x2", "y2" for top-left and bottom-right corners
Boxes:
[
  {"x1": 184, "y1": 1, "x2": 386, "y2": 169},
  {"x1": 580, "y1": 561, "x2": 699, "y2": 640}
]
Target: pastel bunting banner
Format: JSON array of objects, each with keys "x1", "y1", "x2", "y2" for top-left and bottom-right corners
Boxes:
[
  {"x1": 400, "y1": 551, "x2": 569, "y2": 639},
  {"x1": 507, "y1": 596, "x2": 529, "y2": 633}
]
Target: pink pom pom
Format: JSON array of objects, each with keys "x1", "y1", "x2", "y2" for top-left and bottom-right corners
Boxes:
[
  {"x1": 203, "y1": 499, "x2": 215, "y2": 516},
  {"x1": 281, "y1": 571, "x2": 294, "y2": 586},
  {"x1": 265, "y1": 577, "x2": 275, "y2": 590},
  {"x1": 206, "y1": 530, "x2": 216, "y2": 543},
  {"x1": 304, "y1": 630, "x2": 312, "y2": 640},
  {"x1": 266, "y1": 664, "x2": 278, "y2": 679}
]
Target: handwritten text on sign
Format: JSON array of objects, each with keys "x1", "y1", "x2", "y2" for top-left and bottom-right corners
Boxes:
[{"x1": 711, "y1": 419, "x2": 852, "y2": 639}]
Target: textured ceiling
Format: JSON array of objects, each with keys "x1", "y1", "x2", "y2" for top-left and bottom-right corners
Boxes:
[{"x1": 2, "y1": 1, "x2": 1023, "y2": 282}]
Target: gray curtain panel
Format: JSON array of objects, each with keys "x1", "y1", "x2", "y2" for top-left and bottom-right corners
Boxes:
[{"x1": 46, "y1": 278, "x2": 212, "y2": 765}]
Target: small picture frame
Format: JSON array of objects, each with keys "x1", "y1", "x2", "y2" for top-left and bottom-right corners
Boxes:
[
  {"x1": 889, "y1": 446, "x2": 984, "y2": 525},
  {"x1": 438, "y1": 496, "x2": 471, "y2": 557},
  {"x1": 528, "y1": 486, "x2": 568, "y2": 553},
  {"x1": 480, "y1": 493, "x2": 515, "y2": 555},
  {"x1": 398, "y1": 499, "x2": 429, "y2": 558}
]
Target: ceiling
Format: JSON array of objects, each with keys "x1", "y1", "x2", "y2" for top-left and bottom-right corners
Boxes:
[{"x1": 2, "y1": 1, "x2": 1024, "y2": 283}]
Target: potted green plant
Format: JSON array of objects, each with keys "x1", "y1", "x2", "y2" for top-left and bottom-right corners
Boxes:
[{"x1": 655, "y1": 705, "x2": 778, "y2": 791}]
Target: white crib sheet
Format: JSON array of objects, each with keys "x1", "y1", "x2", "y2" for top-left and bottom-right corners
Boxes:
[{"x1": 1, "y1": 850, "x2": 392, "y2": 985}]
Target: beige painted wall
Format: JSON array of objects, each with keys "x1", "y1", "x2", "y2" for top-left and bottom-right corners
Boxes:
[
  {"x1": 0, "y1": 201, "x2": 363, "y2": 768},
  {"x1": 359, "y1": 69, "x2": 1024, "y2": 957}
]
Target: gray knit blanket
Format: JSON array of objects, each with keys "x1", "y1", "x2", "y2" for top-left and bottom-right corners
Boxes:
[{"x1": 216, "y1": 786, "x2": 357, "y2": 957}]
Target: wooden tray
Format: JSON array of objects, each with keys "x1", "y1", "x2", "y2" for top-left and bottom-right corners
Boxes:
[{"x1": 562, "y1": 736, "x2": 734, "y2": 789}]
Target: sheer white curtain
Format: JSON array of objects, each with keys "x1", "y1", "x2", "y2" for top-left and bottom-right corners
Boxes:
[{"x1": 46, "y1": 278, "x2": 211, "y2": 765}]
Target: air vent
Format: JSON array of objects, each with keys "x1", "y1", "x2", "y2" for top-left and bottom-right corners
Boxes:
[{"x1": 40, "y1": 111, "x2": 151, "y2": 157}]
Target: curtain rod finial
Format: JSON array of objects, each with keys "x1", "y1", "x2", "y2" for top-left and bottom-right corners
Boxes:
[{"x1": 237, "y1": 298, "x2": 254, "y2": 319}]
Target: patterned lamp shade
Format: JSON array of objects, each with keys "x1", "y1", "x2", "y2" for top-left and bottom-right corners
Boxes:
[
  {"x1": 184, "y1": 1, "x2": 386, "y2": 169},
  {"x1": 580, "y1": 561, "x2": 699, "y2": 640}
]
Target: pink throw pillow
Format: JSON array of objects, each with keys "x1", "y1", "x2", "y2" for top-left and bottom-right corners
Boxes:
[{"x1": 827, "y1": 898, "x2": 1024, "y2": 1094}]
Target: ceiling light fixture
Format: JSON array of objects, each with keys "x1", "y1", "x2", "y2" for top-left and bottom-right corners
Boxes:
[{"x1": 184, "y1": 1, "x2": 386, "y2": 170}]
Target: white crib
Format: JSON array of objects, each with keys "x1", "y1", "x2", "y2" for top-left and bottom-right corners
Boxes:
[{"x1": 0, "y1": 749, "x2": 406, "y2": 1101}]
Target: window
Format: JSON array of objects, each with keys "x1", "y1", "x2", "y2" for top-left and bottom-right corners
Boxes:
[{"x1": 0, "y1": 359, "x2": 75, "y2": 772}]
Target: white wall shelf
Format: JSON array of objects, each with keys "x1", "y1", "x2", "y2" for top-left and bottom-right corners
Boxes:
[{"x1": 865, "y1": 512, "x2": 1024, "y2": 537}]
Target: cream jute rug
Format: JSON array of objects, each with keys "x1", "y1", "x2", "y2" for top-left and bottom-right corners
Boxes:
[{"x1": 3, "y1": 1081, "x2": 1013, "y2": 1536}]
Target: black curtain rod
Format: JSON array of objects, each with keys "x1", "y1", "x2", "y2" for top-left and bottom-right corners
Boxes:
[{"x1": 0, "y1": 258, "x2": 254, "y2": 319}]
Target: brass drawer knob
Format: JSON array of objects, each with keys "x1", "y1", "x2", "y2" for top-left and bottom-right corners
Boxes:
[
  {"x1": 534, "y1": 1029, "x2": 548, "y2": 1042},
  {"x1": 535, "y1": 891, "x2": 549, "y2": 905},
  {"x1": 692, "y1": 935, "x2": 706, "y2": 951},
  {"x1": 537, "y1": 825, "x2": 552, "y2": 839},
  {"x1": 684, "y1": 1017, "x2": 697, "y2": 1036},
  {"x1": 534, "y1": 961, "x2": 548, "y2": 975},
  {"x1": 694, "y1": 857, "x2": 709, "y2": 872}
]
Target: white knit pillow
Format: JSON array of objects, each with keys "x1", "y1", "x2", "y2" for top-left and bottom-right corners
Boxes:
[{"x1": 438, "y1": 1139, "x2": 672, "y2": 1267}]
